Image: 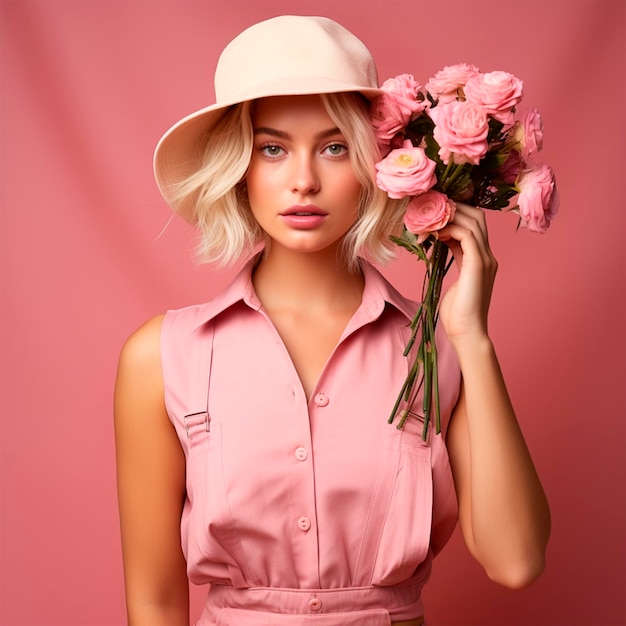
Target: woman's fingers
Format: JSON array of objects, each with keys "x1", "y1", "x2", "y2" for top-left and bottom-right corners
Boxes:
[
  {"x1": 454, "y1": 202, "x2": 489, "y2": 242},
  {"x1": 438, "y1": 203, "x2": 497, "y2": 276},
  {"x1": 435, "y1": 203, "x2": 499, "y2": 340}
]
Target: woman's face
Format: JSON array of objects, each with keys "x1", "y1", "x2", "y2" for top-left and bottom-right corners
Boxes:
[{"x1": 246, "y1": 95, "x2": 362, "y2": 256}]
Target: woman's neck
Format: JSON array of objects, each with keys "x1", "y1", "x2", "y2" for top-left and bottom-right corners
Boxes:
[{"x1": 252, "y1": 244, "x2": 364, "y2": 315}]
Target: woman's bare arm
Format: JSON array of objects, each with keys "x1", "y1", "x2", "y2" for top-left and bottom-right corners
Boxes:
[
  {"x1": 439, "y1": 204, "x2": 551, "y2": 589},
  {"x1": 446, "y1": 352, "x2": 551, "y2": 588},
  {"x1": 114, "y1": 315, "x2": 190, "y2": 624}
]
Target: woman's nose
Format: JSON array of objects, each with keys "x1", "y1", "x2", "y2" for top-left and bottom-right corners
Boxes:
[{"x1": 290, "y1": 153, "x2": 320, "y2": 195}]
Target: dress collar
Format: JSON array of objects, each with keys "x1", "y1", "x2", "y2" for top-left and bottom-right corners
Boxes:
[{"x1": 190, "y1": 258, "x2": 416, "y2": 332}]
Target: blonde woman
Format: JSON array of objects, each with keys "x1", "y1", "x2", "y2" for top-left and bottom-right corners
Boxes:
[{"x1": 114, "y1": 16, "x2": 550, "y2": 625}]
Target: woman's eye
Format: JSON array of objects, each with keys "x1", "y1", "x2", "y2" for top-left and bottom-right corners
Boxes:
[
  {"x1": 260, "y1": 144, "x2": 284, "y2": 157},
  {"x1": 325, "y1": 143, "x2": 348, "y2": 157}
]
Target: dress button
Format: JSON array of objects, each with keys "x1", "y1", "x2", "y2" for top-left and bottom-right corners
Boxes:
[
  {"x1": 297, "y1": 516, "x2": 311, "y2": 532},
  {"x1": 308, "y1": 597, "x2": 322, "y2": 611},
  {"x1": 295, "y1": 447, "x2": 308, "y2": 461},
  {"x1": 314, "y1": 393, "x2": 329, "y2": 407}
]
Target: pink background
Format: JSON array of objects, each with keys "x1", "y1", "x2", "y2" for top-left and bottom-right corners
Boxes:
[{"x1": 1, "y1": 1, "x2": 624, "y2": 624}]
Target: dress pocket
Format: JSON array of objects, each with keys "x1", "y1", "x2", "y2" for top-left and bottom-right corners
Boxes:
[
  {"x1": 184, "y1": 423, "x2": 252, "y2": 588},
  {"x1": 370, "y1": 417, "x2": 434, "y2": 586}
]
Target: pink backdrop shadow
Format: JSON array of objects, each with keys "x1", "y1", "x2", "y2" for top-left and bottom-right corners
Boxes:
[{"x1": 1, "y1": 1, "x2": 624, "y2": 624}]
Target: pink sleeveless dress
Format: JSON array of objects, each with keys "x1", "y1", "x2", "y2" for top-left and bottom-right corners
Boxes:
[{"x1": 160, "y1": 260, "x2": 461, "y2": 625}]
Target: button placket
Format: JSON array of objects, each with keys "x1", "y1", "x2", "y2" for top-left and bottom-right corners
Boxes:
[{"x1": 285, "y1": 382, "x2": 319, "y2": 586}]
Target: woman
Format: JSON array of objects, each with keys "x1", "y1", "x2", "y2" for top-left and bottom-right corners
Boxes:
[{"x1": 114, "y1": 15, "x2": 550, "y2": 625}]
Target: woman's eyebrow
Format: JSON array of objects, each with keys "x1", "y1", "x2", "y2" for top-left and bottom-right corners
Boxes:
[{"x1": 253, "y1": 127, "x2": 343, "y2": 140}]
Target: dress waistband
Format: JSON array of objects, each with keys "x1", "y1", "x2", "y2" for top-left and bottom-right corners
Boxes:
[{"x1": 197, "y1": 580, "x2": 425, "y2": 625}]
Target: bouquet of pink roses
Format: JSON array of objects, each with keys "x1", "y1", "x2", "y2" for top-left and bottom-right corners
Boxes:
[{"x1": 371, "y1": 64, "x2": 559, "y2": 437}]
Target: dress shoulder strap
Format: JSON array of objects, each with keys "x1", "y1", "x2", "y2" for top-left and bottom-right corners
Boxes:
[{"x1": 160, "y1": 308, "x2": 215, "y2": 454}]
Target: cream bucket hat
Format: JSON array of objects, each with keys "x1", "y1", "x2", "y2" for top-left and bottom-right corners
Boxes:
[{"x1": 153, "y1": 15, "x2": 382, "y2": 219}]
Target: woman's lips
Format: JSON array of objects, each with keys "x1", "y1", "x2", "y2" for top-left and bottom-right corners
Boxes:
[{"x1": 280, "y1": 205, "x2": 328, "y2": 229}]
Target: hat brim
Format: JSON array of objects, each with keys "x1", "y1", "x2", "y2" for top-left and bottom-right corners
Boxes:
[{"x1": 153, "y1": 80, "x2": 383, "y2": 222}]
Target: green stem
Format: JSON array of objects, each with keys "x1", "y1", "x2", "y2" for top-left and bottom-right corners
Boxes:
[
  {"x1": 440, "y1": 159, "x2": 454, "y2": 184},
  {"x1": 441, "y1": 162, "x2": 465, "y2": 194},
  {"x1": 388, "y1": 240, "x2": 451, "y2": 435}
]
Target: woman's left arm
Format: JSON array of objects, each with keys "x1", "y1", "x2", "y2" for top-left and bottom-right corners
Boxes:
[{"x1": 438, "y1": 203, "x2": 551, "y2": 589}]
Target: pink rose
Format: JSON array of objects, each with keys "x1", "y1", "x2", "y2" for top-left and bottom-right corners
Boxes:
[
  {"x1": 515, "y1": 164, "x2": 559, "y2": 233},
  {"x1": 516, "y1": 108, "x2": 544, "y2": 161},
  {"x1": 375, "y1": 140, "x2": 437, "y2": 199},
  {"x1": 370, "y1": 74, "x2": 425, "y2": 145},
  {"x1": 425, "y1": 63, "x2": 480, "y2": 103},
  {"x1": 464, "y1": 71, "x2": 524, "y2": 125},
  {"x1": 429, "y1": 100, "x2": 489, "y2": 165},
  {"x1": 404, "y1": 190, "x2": 456, "y2": 242}
]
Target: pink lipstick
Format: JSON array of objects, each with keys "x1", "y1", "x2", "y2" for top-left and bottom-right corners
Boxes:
[{"x1": 280, "y1": 205, "x2": 328, "y2": 229}]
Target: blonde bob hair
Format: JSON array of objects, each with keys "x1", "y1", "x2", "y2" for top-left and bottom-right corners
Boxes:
[{"x1": 169, "y1": 92, "x2": 407, "y2": 270}]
